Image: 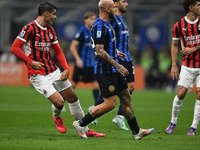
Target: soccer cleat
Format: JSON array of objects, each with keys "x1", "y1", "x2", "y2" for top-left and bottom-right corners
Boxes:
[
  {"x1": 187, "y1": 127, "x2": 196, "y2": 135},
  {"x1": 73, "y1": 121, "x2": 88, "y2": 139},
  {"x1": 52, "y1": 114, "x2": 66, "y2": 134},
  {"x1": 133, "y1": 128, "x2": 154, "y2": 140},
  {"x1": 166, "y1": 122, "x2": 176, "y2": 134},
  {"x1": 112, "y1": 115, "x2": 129, "y2": 130},
  {"x1": 88, "y1": 106, "x2": 98, "y2": 126},
  {"x1": 86, "y1": 129, "x2": 105, "y2": 137}
]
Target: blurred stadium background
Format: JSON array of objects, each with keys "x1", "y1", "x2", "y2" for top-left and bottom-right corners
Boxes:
[
  {"x1": 0, "y1": 0, "x2": 184, "y2": 90},
  {"x1": 1, "y1": 1, "x2": 200, "y2": 149}
]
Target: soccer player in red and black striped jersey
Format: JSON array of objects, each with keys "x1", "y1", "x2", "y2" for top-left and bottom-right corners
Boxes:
[
  {"x1": 11, "y1": 2, "x2": 105, "y2": 137},
  {"x1": 166, "y1": 0, "x2": 200, "y2": 135}
]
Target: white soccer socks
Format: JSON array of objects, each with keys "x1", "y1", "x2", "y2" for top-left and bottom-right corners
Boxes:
[
  {"x1": 68, "y1": 100, "x2": 85, "y2": 120},
  {"x1": 171, "y1": 95, "x2": 183, "y2": 124},
  {"x1": 191, "y1": 100, "x2": 200, "y2": 129}
]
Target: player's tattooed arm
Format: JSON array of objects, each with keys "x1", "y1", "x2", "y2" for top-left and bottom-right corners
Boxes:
[
  {"x1": 95, "y1": 44, "x2": 129, "y2": 76},
  {"x1": 95, "y1": 44, "x2": 118, "y2": 68}
]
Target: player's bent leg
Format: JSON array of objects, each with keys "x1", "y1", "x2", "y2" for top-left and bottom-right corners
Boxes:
[
  {"x1": 166, "y1": 86, "x2": 187, "y2": 134},
  {"x1": 118, "y1": 89, "x2": 154, "y2": 139},
  {"x1": 49, "y1": 91, "x2": 66, "y2": 134},
  {"x1": 61, "y1": 86, "x2": 105, "y2": 137},
  {"x1": 117, "y1": 89, "x2": 134, "y2": 120},
  {"x1": 127, "y1": 82, "x2": 135, "y2": 94},
  {"x1": 88, "y1": 105, "x2": 98, "y2": 125},
  {"x1": 60, "y1": 86, "x2": 78, "y2": 103},
  {"x1": 90, "y1": 96, "x2": 118, "y2": 118}
]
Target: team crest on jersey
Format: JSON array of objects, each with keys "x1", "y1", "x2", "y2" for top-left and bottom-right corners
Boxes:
[
  {"x1": 97, "y1": 31, "x2": 102, "y2": 38},
  {"x1": 49, "y1": 33, "x2": 53, "y2": 39},
  {"x1": 43, "y1": 89, "x2": 47, "y2": 95},
  {"x1": 108, "y1": 85, "x2": 115, "y2": 92}
]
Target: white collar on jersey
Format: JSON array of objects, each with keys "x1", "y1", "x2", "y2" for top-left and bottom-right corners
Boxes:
[
  {"x1": 34, "y1": 20, "x2": 47, "y2": 30},
  {"x1": 185, "y1": 16, "x2": 199, "y2": 24}
]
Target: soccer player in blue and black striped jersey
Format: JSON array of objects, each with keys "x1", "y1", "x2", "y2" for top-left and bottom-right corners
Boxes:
[
  {"x1": 70, "y1": 12, "x2": 100, "y2": 104},
  {"x1": 73, "y1": 0, "x2": 154, "y2": 140},
  {"x1": 90, "y1": 0, "x2": 134, "y2": 130},
  {"x1": 110, "y1": 0, "x2": 135, "y2": 131}
]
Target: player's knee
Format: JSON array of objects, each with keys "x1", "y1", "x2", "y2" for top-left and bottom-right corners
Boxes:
[
  {"x1": 68, "y1": 92, "x2": 78, "y2": 102},
  {"x1": 129, "y1": 87, "x2": 134, "y2": 94},
  {"x1": 112, "y1": 99, "x2": 117, "y2": 108},
  {"x1": 54, "y1": 99, "x2": 64, "y2": 110},
  {"x1": 177, "y1": 92, "x2": 186, "y2": 99},
  {"x1": 177, "y1": 86, "x2": 188, "y2": 99},
  {"x1": 105, "y1": 98, "x2": 117, "y2": 110},
  {"x1": 128, "y1": 83, "x2": 135, "y2": 94}
]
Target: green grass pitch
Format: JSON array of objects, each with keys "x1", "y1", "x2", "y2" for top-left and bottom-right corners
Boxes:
[{"x1": 0, "y1": 86, "x2": 199, "y2": 150}]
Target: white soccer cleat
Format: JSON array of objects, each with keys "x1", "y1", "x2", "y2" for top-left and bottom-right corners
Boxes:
[
  {"x1": 73, "y1": 121, "x2": 88, "y2": 139},
  {"x1": 133, "y1": 128, "x2": 154, "y2": 140},
  {"x1": 112, "y1": 115, "x2": 129, "y2": 130}
]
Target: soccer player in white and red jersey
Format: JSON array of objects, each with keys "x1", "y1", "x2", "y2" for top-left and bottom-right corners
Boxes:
[
  {"x1": 11, "y1": 1, "x2": 105, "y2": 137},
  {"x1": 166, "y1": 0, "x2": 200, "y2": 135}
]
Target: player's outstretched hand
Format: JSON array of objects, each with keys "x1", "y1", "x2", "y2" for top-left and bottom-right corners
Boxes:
[
  {"x1": 116, "y1": 64, "x2": 129, "y2": 76},
  {"x1": 60, "y1": 69, "x2": 70, "y2": 81},
  {"x1": 30, "y1": 61, "x2": 44, "y2": 70}
]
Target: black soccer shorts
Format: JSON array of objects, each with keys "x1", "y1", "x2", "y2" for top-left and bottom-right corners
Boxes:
[{"x1": 96, "y1": 73, "x2": 128, "y2": 98}]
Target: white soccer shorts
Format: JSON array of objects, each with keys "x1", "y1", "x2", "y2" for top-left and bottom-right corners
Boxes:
[
  {"x1": 29, "y1": 68, "x2": 72, "y2": 98},
  {"x1": 178, "y1": 65, "x2": 200, "y2": 89}
]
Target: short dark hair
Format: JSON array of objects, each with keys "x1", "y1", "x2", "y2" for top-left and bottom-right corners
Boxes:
[
  {"x1": 182, "y1": 0, "x2": 200, "y2": 14},
  {"x1": 38, "y1": 2, "x2": 57, "y2": 16},
  {"x1": 83, "y1": 12, "x2": 96, "y2": 20},
  {"x1": 113, "y1": 0, "x2": 120, "y2": 2}
]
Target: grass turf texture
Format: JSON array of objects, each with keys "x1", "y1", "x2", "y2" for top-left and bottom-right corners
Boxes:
[{"x1": 0, "y1": 86, "x2": 199, "y2": 150}]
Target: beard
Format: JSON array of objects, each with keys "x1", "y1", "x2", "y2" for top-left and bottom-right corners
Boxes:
[
  {"x1": 108, "y1": 11, "x2": 115, "y2": 19},
  {"x1": 119, "y1": 7, "x2": 127, "y2": 14}
]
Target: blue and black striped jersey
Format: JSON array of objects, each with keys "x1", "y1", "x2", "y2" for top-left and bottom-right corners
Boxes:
[
  {"x1": 110, "y1": 14, "x2": 133, "y2": 62},
  {"x1": 74, "y1": 26, "x2": 94, "y2": 68},
  {"x1": 91, "y1": 17, "x2": 118, "y2": 75}
]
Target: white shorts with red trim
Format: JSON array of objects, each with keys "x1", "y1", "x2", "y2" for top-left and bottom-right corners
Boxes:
[
  {"x1": 29, "y1": 68, "x2": 71, "y2": 98},
  {"x1": 178, "y1": 65, "x2": 200, "y2": 89}
]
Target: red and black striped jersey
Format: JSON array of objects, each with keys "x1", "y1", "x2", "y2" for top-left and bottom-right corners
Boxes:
[
  {"x1": 172, "y1": 16, "x2": 200, "y2": 68},
  {"x1": 17, "y1": 20, "x2": 58, "y2": 76}
]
